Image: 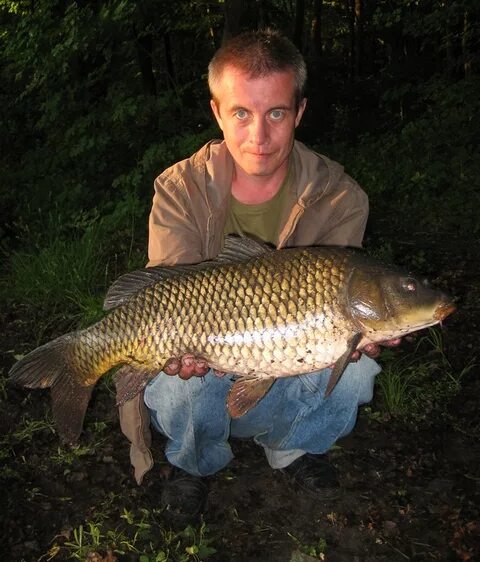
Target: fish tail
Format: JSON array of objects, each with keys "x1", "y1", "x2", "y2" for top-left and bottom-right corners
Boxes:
[
  {"x1": 9, "y1": 333, "x2": 78, "y2": 389},
  {"x1": 9, "y1": 332, "x2": 98, "y2": 443}
]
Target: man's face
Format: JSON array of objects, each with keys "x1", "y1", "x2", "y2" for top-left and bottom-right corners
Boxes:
[{"x1": 210, "y1": 66, "x2": 307, "y2": 179}]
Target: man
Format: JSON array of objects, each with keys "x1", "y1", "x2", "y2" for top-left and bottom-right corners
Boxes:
[{"x1": 117, "y1": 29, "x2": 395, "y2": 524}]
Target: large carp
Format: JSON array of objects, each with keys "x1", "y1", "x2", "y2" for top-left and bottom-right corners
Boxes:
[{"x1": 9, "y1": 237, "x2": 455, "y2": 443}]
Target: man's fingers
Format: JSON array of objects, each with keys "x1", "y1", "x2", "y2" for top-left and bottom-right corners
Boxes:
[
  {"x1": 361, "y1": 338, "x2": 403, "y2": 359},
  {"x1": 163, "y1": 357, "x2": 181, "y2": 376},
  {"x1": 361, "y1": 343, "x2": 381, "y2": 358},
  {"x1": 164, "y1": 354, "x2": 210, "y2": 380},
  {"x1": 192, "y1": 358, "x2": 209, "y2": 377},
  {"x1": 350, "y1": 350, "x2": 361, "y2": 362},
  {"x1": 381, "y1": 338, "x2": 402, "y2": 347},
  {"x1": 181, "y1": 354, "x2": 196, "y2": 367}
]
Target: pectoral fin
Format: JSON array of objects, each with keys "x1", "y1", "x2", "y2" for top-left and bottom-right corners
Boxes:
[
  {"x1": 325, "y1": 333, "x2": 363, "y2": 397},
  {"x1": 227, "y1": 377, "x2": 276, "y2": 418},
  {"x1": 114, "y1": 365, "x2": 158, "y2": 405}
]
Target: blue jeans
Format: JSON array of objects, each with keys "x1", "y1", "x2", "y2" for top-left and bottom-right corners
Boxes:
[{"x1": 144, "y1": 355, "x2": 380, "y2": 477}]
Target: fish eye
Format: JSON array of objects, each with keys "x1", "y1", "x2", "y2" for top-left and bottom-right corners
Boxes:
[{"x1": 402, "y1": 278, "x2": 417, "y2": 292}]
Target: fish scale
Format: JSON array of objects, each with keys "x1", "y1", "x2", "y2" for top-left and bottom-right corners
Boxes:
[
  {"x1": 9, "y1": 237, "x2": 455, "y2": 442},
  {"x1": 92, "y1": 249, "x2": 357, "y2": 378}
]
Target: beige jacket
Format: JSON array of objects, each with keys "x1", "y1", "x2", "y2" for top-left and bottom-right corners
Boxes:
[{"x1": 119, "y1": 139, "x2": 369, "y2": 483}]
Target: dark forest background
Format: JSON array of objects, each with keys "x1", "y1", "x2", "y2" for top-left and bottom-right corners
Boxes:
[{"x1": 2, "y1": 0, "x2": 479, "y2": 331}]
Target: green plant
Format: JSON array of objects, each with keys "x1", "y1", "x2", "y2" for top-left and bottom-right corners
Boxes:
[
  {"x1": 58, "y1": 507, "x2": 217, "y2": 561},
  {"x1": 288, "y1": 531, "x2": 327, "y2": 560},
  {"x1": 0, "y1": 412, "x2": 56, "y2": 478},
  {"x1": 50, "y1": 443, "x2": 99, "y2": 468},
  {"x1": 63, "y1": 521, "x2": 106, "y2": 560},
  {"x1": 376, "y1": 359, "x2": 420, "y2": 416},
  {"x1": 3, "y1": 229, "x2": 106, "y2": 342},
  {"x1": 11, "y1": 413, "x2": 56, "y2": 443},
  {"x1": 375, "y1": 328, "x2": 475, "y2": 421},
  {"x1": 415, "y1": 328, "x2": 476, "y2": 390}
]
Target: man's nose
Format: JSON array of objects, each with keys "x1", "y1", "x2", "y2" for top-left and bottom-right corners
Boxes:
[{"x1": 249, "y1": 117, "x2": 269, "y2": 145}]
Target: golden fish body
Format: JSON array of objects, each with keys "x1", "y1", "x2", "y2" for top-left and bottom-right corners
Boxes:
[
  {"x1": 93, "y1": 248, "x2": 353, "y2": 379},
  {"x1": 9, "y1": 237, "x2": 455, "y2": 441}
]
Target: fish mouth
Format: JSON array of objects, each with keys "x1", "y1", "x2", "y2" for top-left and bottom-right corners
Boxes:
[{"x1": 434, "y1": 302, "x2": 457, "y2": 322}]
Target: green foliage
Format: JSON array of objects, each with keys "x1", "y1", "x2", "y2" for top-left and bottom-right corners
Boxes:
[
  {"x1": 3, "y1": 225, "x2": 106, "y2": 340},
  {"x1": 1, "y1": 194, "x2": 147, "y2": 341},
  {"x1": 288, "y1": 531, "x2": 327, "y2": 560},
  {"x1": 328, "y1": 75, "x2": 480, "y2": 236},
  {"x1": 0, "y1": 0, "x2": 215, "y2": 245},
  {"x1": 375, "y1": 328, "x2": 475, "y2": 421},
  {"x1": 0, "y1": 410, "x2": 55, "y2": 477},
  {"x1": 0, "y1": 0, "x2": 218, "y2": 341},
  {"x1": 51, "y1": 444, "x2": 101, "y2": 470},
  {"x1": 60, "y1": 510, "x2": 217, "y2": 561},
  {"x1": 7, "y1": 413, "x2": 55, "y2": 444}
]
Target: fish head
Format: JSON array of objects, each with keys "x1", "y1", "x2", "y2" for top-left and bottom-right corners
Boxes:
[{"x1": 346, "y1": 262, "x2": 456, "y2": 341}]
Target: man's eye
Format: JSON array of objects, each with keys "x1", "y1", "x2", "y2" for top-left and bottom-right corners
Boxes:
[
  {"x1": 269, "y1": 109, "x2": 285, "y2": 121},
  {"x1": 235, "y1": 109, "x2": 248, "y2": 120}
]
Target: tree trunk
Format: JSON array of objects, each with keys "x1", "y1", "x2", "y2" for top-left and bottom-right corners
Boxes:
[
  {"x1": 136, "y1": 31, "x2": 157, "y2": 96},
  {"x1": 462, "y1": 9, "x2": 472, "y2": 77},
  {"x1": 308, "y1": 0, "x2": 327, "y2": 139},
  {"x1": 312, "y1": 0, "x2": 323, "y2": 59},
  {"x1": 293, "y1": 0, "x2": 305, "y2": 51},
  {"x1": 354, "y1": 0, "x2": 363, "y2": 79},
  {"x1": 164, "y1": 33, "x2": 175, "y2": 88},
  {"x1": 348, "y1": 0, "x2": 355, "y2": 82},
  {"x1": 222, "y1": 0, "x2": 244, "y2": 44},
  {"x1": 257, "y1": 0, "x2": 267, "y2": 28}
]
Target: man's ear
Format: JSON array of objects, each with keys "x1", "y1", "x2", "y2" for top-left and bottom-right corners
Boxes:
[
  {"x1": 210, "y1": 99, "x2": 223, "y2": 131},
  {"x1": 295, "y1": 98, "x2": 307, "y2": 128}
]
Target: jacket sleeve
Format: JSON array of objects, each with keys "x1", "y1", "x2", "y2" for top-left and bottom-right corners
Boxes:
[
  {"x1": 147, "y1": 173, "x2": 204, "y2": 267},
  {"x1": 316, "y1": 174, "x2": 369, "y2": 247}
]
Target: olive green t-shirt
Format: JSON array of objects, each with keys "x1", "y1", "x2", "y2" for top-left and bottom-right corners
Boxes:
[{"x1": 224, "y1": 163, "x2": 293, "y2": 246}]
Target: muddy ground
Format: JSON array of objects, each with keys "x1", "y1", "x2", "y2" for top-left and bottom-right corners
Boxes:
[{"x1": 1, "y1": 231, "x2": 479, "y2": 562}]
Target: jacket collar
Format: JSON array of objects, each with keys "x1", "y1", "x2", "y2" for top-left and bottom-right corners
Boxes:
[{"x1": 200, "y1": 139, "x2": 345, "y2": 249}]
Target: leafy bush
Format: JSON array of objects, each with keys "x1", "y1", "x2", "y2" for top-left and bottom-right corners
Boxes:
[{"x1": 327, "y1": 76, "x2": 480, "y2": 236}]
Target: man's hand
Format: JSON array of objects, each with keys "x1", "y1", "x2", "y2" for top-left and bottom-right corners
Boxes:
[
  {"x1": 356, "y1": 338, "x2": 402, "y2": 360},
  {"x1": 163, "y1": 354, "x2": 210, "y2": 380}
]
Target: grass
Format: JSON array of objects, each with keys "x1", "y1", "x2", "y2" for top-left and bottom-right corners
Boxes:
[
  {"x1": 56, "y1": 510, "x2": 217, "y2": 561},
  {"x1": 1, "y1": 204, "x2": 147, "y2": 347},
  {"x1": 376, "y1": 359, "x2": 420, "y2": 417},
  {"x1": 375, "y1": 328, "x2": 475, "y2": 421},
  {"x1": 288, "y1": 532, "x2": 327, "y2": 560},
  {"x1": 0, "y1": 410, "x2": 56, "y2": 451},
  {"x1": 1, "y1": 234, "x2": 105, "y2": 349}
]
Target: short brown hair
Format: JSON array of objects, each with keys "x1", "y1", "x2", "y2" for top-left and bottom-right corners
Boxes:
[{"x1": 208, "y1": 29, "x2": 307, "y2": 108}]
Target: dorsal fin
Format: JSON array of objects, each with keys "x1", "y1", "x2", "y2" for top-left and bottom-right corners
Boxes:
[
  {"x1": 103, "y1": 267, "x2": 177, "y2": 310},
  {"x1": 219, "y1": 235, "x2": 273, "y2": 261},
  {"x1": 103, "y1": 235, "x2": 272, "y2": 311}
]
